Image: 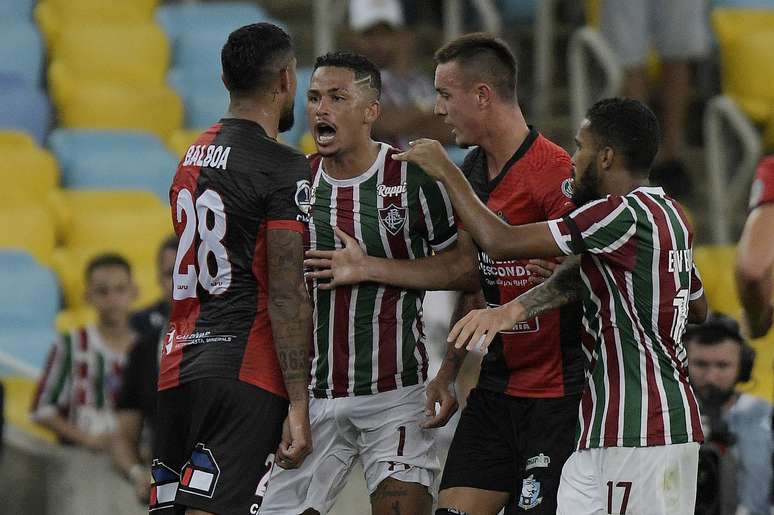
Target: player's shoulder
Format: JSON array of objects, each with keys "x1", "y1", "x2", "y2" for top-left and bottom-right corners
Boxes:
[
  {"x1": 756, "y1": 155, "x2": 774, "y2": 181},
  {"x1": 522, "y1": 132, "x2": 573, "y2": 176}
]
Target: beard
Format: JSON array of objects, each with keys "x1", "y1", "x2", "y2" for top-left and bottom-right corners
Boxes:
[
  {"x1": 571, "y1": 160, "x2": 602, "y2": 206},
  {"x1": 695, "y1": 384, "x2": 736, "y2": 408},
  {"x1": 278, "y1": 100, "x2": 295, "y2": 133}
]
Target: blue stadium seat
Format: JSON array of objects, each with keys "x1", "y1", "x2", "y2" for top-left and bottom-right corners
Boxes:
[
  {"x1": 48, "y1": 129, "x2": 177, "y2": 202},
  {"x1": 712, "y1": 0, "x2": 774, "y2": 6},
  {"x1": 496, "y1": 0, "x2": 538, "y2": 23},
  {"x1": 0, "y1": 80, "x2": 51, "y2": 144},
  {"x1": 0, "y1": 328, "x2": 59, "y2": 373},
  {"x1": 0, "y1": 250, "x2": 59, "y2": 329},
  {"x1": 156, "y1": 2, "x2": 269, "y2": 44},
  {"x1": 284, "y1": 67, "x2": 314, "y2": 149},
  {"x1": 0, "y1": 0, "x2": 36, "y2": 21},
  {"x1": 0, "y1": 22, "x2": 44, "y2": 86},
  {"x1": 168, "y1": 69, "x2": 229, "y2": 129}
]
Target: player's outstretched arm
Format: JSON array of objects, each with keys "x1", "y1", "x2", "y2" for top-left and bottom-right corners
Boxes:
[
  {"x1": 393, "y1": 139, "x2": 563, "y2": 260},
  {"x1": 267, "y1": 228, "x2": 313, "y2": 469},
  {"x1": 448, "y1": 257, "x2": 582, "y2": 350},
  {"x1": 736, "y1": 204, "x2": 774, "y2": 337},
  {"x1": 305, "y1": 228, "x2": 480, "y2": 292}
]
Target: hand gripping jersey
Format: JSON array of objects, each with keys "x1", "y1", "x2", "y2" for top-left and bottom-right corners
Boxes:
[
  {"x1": 462, "y1": 128, "x2": 585, "y2": 398},
  {"x1": 307, "y1": 143, "x2": 458, "y2": 398},
  {"x1": 159, "y1": 118, "x2": 310, "y2": 398},
  {"x1": 548, "y1": 186, "x2": 705, "y2": 449},
  {"x1": 749, "y1": 155, "x2": 774, "y2": 210}
]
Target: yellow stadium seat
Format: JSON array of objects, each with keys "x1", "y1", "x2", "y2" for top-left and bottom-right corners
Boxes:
[
  {"x1": 0, "y1": 130, "x2": 37, "y2": 149},
  {"x1": 713, "y1": 9, "x2": 774, "y2": 124},
  {"x1": 56, "y1": 82, "x2": 183, "y2": 140},
  {"x1": 693, "y1": 245, "x2": 742, "y2": 317},
  {"x1": 2, "y1": 376, "x2": 56, "y2": 442},
  {"x1": 35, "y1": 0, "x2": 159, "y2": 49},
  {"x1": 1, "y1": 145, "x2": 59, "y2": 199},
  {"x1": 53, "y1": 248, "x2": 163, "y2": 310},
  {"x1": 55, "y1": 307, "x2": 96, "y2": 332},
  {"x1": 167, "y1": 128, "x2": 204, "y2": 160},
  {"x1": 48, "y1": 23, "x2": 170, "y2": 105},
  {"x1": 0, "y1": 206, "x2": 56, "y2": 264}
]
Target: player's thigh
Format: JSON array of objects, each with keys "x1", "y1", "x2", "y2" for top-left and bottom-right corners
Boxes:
[
  {"x1": 356, "y1": 385, "x2": 440, "y2": 497},
  {"x1": 174, "y1": 379, "x2": 287, "y2": 515},
  {"x1": 556, "y1": 450, "x2": 603, "y2": 515},
  {"x1": 260, "y1": 396, "x2": 358, "y2": 515},
  {"x1": 370, "y1": 477, "x2": 432, "y2": 515},
  {"x1": 438, "y1": 487, "x2": 511, "y2": 515},
  {"x1": 600, "y1": 0, "x2": 649, "y2": 67},
  {"x1": 507, "y1": 395, "x2": 580, "y2": 514},
  {"x1": 653, "y1": 0, "x2": 710, "y2": 61},
  {"x1": 439, "y1": 389, "x2": 516, "y2": 500}
]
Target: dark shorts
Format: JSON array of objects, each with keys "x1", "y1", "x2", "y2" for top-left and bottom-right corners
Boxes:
[
  {"x1": 150, "y1": 378, "x2": 288, "y2": 515},
  {"x1": 440, "y1": 388, "x2": 581, "y2": 514}
]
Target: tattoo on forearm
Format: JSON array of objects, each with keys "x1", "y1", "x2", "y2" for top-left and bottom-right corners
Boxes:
[
  {"x1": 518, "y1": 256, "x2": 583, "y2": 320},
  {"x1": 267, "y1": 230, "x2": 313, "y2": 397}
]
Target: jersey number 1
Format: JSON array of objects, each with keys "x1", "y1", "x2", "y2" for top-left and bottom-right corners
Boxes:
[{"x1": 173, "y1": 188, "x2": 231, "y2": 299}]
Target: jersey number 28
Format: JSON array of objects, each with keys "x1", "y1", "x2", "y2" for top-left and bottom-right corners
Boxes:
[{"x1": 173, "y1": 188, "x2": 231, "y2": 299}]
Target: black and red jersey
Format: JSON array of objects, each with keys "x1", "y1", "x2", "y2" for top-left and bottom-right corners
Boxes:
[
  {"x1": 159, "y1": 118, "x2": 310, "y2": 398},
  {"x1": 462, "y1": 128, "x2": 585, "y2": 398}
]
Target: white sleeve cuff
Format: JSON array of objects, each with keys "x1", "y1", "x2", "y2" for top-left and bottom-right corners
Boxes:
[{"x1": 547, "y1": 220, "x2": 573, "y2": 256}]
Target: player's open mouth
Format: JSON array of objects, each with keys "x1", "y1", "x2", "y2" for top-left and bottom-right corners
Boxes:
[{"x1": 315, "y1": 122, "x2": 337, "y2": 145}]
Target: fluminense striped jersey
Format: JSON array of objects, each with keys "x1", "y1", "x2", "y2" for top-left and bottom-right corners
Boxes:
[
  {"x1": 307, "y1": 143, "x2": 457, "y2": 398},
  {"x1": 548, "y1": 186, "x2": 705, "y2": 449},
  {"x1": 31, "y1": 325, "x2": 130, "y2": 437}
]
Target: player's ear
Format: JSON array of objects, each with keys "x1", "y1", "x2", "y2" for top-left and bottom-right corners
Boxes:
[
  {"x1": 278, "y1": 67, "x2": 291, "y2": 95},
  {"x1": 475, "y1": 83, "x2": 493, "y2": 109},
  {"x1": 598, "y1": 146, "x2": 615, "y2": 171},
  {"x1": 364, "y1": 99, "x2": 380, "y2": 124}
]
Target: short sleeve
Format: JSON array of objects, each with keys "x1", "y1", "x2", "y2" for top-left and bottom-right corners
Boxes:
[
  {"x1": 547, "y1": 196, "x2": 636, "y2": 256},
  {"x1": 749, "y1": 156, "x2": 774, "y2": 210},
  {"x1": 265, "y1": 152, "x2": 310, "y2": 233},
  {"x1": 529, "y1": 151, "x2": 576, "y2": 219},
  {"x1": 419, "y1": 179, "x2": 458, "y2": 252},
  {"x1": 30, "y1": 335, "x2": 72, "y2": 421},
  {"x1": 689, "y1": 262, "x2": 704, "y2": 301}
]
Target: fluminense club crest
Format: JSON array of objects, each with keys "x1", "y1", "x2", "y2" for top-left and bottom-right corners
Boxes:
[{"x1": 378, "y1": 204, "x2": 407, "y2": 236}]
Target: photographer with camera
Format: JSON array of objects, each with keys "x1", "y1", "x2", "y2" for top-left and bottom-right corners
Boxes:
[{"x1": 686, "y1": 313, "x2": 773, "y2": 515}]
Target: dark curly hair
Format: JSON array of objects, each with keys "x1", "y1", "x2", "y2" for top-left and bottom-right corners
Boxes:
[
  {"x1": 313, "y1": 51, "x2": 382, "y2": 99},
  {"x1": 221, "y1": 22, "x2": 294, "y2": 96}
]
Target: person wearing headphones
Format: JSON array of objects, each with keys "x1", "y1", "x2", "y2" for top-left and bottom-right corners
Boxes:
[{"x1": 685, "y1": 313, "x2": 773, "y2": 515}]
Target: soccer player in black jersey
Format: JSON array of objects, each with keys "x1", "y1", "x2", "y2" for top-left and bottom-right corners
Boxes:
[{"x1": 150, "y1": 23, "x2": 313, "y2": 515}]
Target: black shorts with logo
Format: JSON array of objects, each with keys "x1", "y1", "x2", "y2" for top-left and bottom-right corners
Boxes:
[
  {"x1": 440, "y1": 388, "x2": 581, "y2": 514},
  {"x1": 150, "y1": 378, "x2": 288, "y2": 515}
]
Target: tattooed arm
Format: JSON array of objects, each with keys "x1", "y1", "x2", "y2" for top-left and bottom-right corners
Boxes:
[
  {"x1": 267, "y1": 228, "x2": 313, "y2": 469},
  {"x1": 447, "y1": 257, "x2": 582, "y2": 351}
]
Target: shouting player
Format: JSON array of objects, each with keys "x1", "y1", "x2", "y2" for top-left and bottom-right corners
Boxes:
[
  {"x1": 398, "y1": 97, "x2": 708, "y2": 515},
  {"x1": 306, "y1": 34, "x2": 583, "y2": 515},
  {"x1": 151, "y1": 23, "x2": 312, "y2": 515},
  {"x1": 260, "y1": 52, "x2": 478, "y2": 515}
]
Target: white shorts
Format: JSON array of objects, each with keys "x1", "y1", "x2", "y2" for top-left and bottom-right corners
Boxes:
[
  {"x1": 259, "y1": 384, "x2": 440, "y2": 515},
  {"x1": 557, "y1": 442, "x2": 699, "y2": 515},
  {"x1": 601, "y1": 0, "x2": 710, "y2": 66}
]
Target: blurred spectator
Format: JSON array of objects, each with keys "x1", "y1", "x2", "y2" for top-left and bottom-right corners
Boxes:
[
  {"x1": 349, "y1": 0, "x2": 453, "y2": 148},
  {"x1": 736, "y1": 156, "x2": 774, "y2": 339},
  {"x1": 600, "y1": 0, "x2": 711, "y2": 198},
  {"x1": 129, "y1": 236, "x2": 177, "y2": 340},
  {"x1": 30, "y1": 254, "x2": 137, "y2": 451},
  {"x1": 112, "y1": 237, "x2": 176, "y2": 504},
  {"x1": 686, "y1": 313, "x2": 773, "y2": 515}
]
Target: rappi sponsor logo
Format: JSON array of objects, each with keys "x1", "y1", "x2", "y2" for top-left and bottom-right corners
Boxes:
[{"x1": 478, "y1": 250, "x2": 532, "y2": 287}]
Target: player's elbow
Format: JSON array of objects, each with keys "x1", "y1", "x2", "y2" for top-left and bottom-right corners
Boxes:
[
  {"x1": 735, "y1": 256, "x2": 770, "y2": 287},
  {"x1": 688, "y1": 295, "x2": 709, "y2": 325}
]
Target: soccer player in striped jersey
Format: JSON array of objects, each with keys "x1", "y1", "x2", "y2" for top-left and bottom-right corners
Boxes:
[
  {"x1": 396, "y1": 98, "x2": 709, "y2": 515},
  {"x1": 260, "y1": 52, "x2": 479, "y2": 515},
  {"x1": 736, "y1": 155, "x2": 774, "y2": 338}
]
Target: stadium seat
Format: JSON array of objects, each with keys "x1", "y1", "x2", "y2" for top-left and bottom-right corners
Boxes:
[
  {"x1": 48, "y1": 130, "x2": 177, "y2": 202},
  {"x1": 693, "y1": 245, "x2": 742, "y2": 317},
  {"x1": 0, "y1": 80, "x2": 51, "y2": 145},
  {"x1": 55, "y1": 82, "x2": 183, "y2": 140},
  {"x1": 0, "y1": 205, "x2": 56, "y2": 264},
  {"x1": 0, "y1": 22, "x2": 44, "y2": 87},
  {"x1": 713, "y1": 9, "x2": 774, "y2": 127},
  {"x1": 168, "y1": 69, "x2": 229, "y2": 129},
  {"x1": 0, "y1": 0, "x2": 36, "y2": 21},
  {"x1": 156, "y1": 2, "x2": 268, "y2": 45},
  {"x1": 285, "y1": 67, "x2": 314, "y2": 149},
  {"x1": 0, "y1": 376, "x2": 56, "y2": 442},
  {"x1": 167, "y1": 128, "x2": 203, "y2": 159},
  {"x1": 35, "y1": 0, "x2": 159, "y2": 49},
  {"x1": 0, "y1": 328, "x2": 58, "y2": 376},
  {"x1": 0, "y1": 251, "x2": 59, "y2": 329},
  {"x1": 1, "y1": 138, "x2": 58, "y2": 199}
]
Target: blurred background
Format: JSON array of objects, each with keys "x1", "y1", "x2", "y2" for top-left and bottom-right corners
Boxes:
[{"x1": 1, "y1": 0, "x2": 774, "y2": 513}]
